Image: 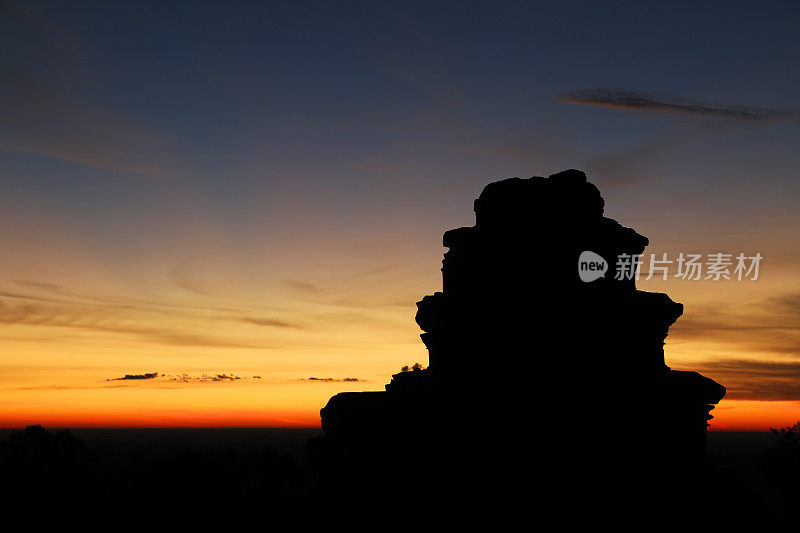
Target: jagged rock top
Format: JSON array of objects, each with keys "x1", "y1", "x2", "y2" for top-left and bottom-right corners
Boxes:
[
  {"x1": 474, "y1": 169, "x2": 605, "y2": 229},
  {"x1": 445, "y1": 170, "x2": 645, "y2": 255}
]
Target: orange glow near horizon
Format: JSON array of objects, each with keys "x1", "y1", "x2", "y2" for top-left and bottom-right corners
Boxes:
[
  {"x1": 0, "y1": 408, "x2": 321, "y2": 429},
  {"x1": 709, "y1": 401, "x2": 800, "y2": 432},
  {"x1": 2, "y1": 260, "x2": 798, "y2": 431},
  {"x1": 2, "y1": 400, "x2": 799, "y2": 431}
]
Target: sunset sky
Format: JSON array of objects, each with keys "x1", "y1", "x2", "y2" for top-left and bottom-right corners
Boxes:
[{"x1": 1, "y1": 0, "x2": 799, "y2": 430}]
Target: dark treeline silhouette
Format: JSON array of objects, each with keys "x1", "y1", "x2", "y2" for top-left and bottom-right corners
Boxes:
[
  {"x1": 0, "y1": 425, "x2": 97, "y2": 497},
  {"x1": 762, "y1": 422, "x2": 800, "y2": 522}
]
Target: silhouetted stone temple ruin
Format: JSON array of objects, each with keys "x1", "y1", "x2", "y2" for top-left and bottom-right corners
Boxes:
[{"x1": 310, "y1": 170, "x2": 727, "y2": 530}]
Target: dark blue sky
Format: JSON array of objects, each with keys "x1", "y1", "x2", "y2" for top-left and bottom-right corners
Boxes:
[{"x1": 3, "y1": 0, "x2": 799, "y2": 299}]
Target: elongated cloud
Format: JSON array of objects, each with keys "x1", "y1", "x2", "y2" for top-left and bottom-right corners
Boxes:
[
  {"x1": 558, "y1": 88, "x2": 799, "y2": 124},
  {"x1": 105, "y1": 373, "x2": 255, "y2": 384},
  {"x1": 107, "y1": 372, "x2": 159, "y2": 381}
]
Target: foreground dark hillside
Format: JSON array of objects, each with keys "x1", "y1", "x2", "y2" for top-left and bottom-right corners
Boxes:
[
  {"x1": 0, "y1": 427, "x2": 320, "y2": 524},
  {"x1": 0, "y1": 426, "x2": 798, "y2": 529}
]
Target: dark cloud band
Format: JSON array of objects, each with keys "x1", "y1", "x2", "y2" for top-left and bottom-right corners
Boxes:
[{"x1": 558, "y1": 88, "x2": 799, "y2": 123}]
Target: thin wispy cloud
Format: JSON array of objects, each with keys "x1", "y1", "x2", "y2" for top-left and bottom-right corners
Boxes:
[
  {"x1": 169, "y1": 263, "x2": 207, "y2": 295},
  {"x1": 284, "y1": 280, "x2": 322, "y2": 293},
  {"x1": 668, "y1": 293, "x2": 800, "y2": 401},
  {"x1": 12, "y1": 280, "x2": 64, "y2": 293},
  {"x1": 243, "y1": 317, "x2": 300, "y2": 328},
  {"x1": 558, "y1": 88, "x2": 800, "y2": 125},
  {"x1": 0, "y1": 301, "x2": 267, "y2": 349},
  {"x1": 13, "y1": 384, "x2": 131, "y2": 391},
  {"x1": 671, "y1": 300, "x2": 800, "y2": 357},
  {"x1": 583, "y1": 138, "x2": 676, "y2": 187},
  {"x1": 0, "y1": 72, "x2": 178, "y2": 177},
  {"x1": 302, "y1": 377, "x2": 363, "y2": 382},
  {"x1": 0, "y1": 279, "x2": 405, "y2": 354},
  {"x1": 691, "y1": 359, "x2": 800, "y2": 401},
  {"x1": 771, "y1": 293, "x2": 800, "y2": 314},
  {"x1": 457, "y1": 132, "x2": 576, "y2": 168},
  {"x1": 0, "y1": 3, "x2": 180, "y2": 176}
]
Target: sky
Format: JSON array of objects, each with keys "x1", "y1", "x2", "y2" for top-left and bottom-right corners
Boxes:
[{"x1": 1, "y1": 0, "x2": 799, "y2": 430}]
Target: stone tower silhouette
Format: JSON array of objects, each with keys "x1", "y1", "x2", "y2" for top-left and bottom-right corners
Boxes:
[{"x1": 310, "y1": 170, "x2": 726, "y2": 529}]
